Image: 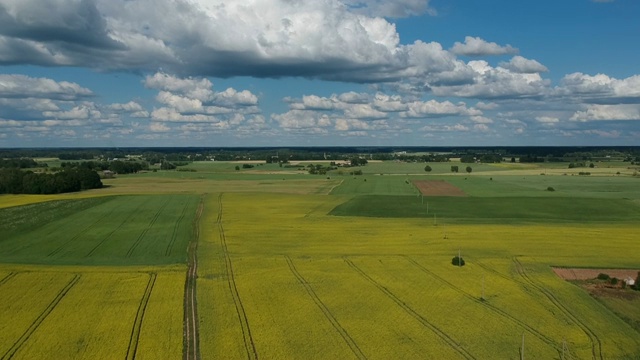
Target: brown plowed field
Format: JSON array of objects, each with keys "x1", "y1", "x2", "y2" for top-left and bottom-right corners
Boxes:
[
  {"x1": 553, "y1": 268, "x2": 639, "y2": 281},
  {"x1": 412, "y1": 180, "x2": 467, "y2": 197}
]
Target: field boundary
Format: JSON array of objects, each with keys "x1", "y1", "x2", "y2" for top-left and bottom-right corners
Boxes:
[
  {"x1": 553, "y1": 267, "x2": 640, "y2": 281},
  {"x1": 285, "y1": 256, "x2": 367, "y2": 360},
  {"x1": 344, "y1": 257, "x2": 476, "y2": 360},
  {"x1": 1, "y1": 274, "x2": 81, "y2": 360},
  {"x1": 218, "y1": 193, "x2": 258, "y2": 360},
  {"x1": 183, "y1": 196, "x2": 203, "y2": 360},
  {"x1": 513, "y1": 258, "x2": 603, "y2": 360},
  {"x1": 125, "y1": 272, "x2": 157, "y2": 360}
]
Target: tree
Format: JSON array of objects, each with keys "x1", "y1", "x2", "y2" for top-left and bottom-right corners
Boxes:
[
  {"x1": 511, "y1": 157, "x2": 516, "y2": 163},
  {"x1": 235, "y1": 165, "x2": 240, "y2": 171},
  {"x1": 424, "y1": 165, "x2": 432, "y2": 172},
  {"x1": 451, "y1": 256, "x2": 465, "y2": 266},
  {"x1": 466, "y1": 166, "x2": 472, "y2": 174},
  {"x1": 450, "y1": 165, "x2": 459, "y2": 173}
]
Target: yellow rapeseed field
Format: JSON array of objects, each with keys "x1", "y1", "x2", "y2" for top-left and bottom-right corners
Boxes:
[
  {"x1": 0, "y1": 267, "x2": 184, "y2": 360},
  {"x1": 194, "y1": 192, "x2": 640, "y2": 359}
]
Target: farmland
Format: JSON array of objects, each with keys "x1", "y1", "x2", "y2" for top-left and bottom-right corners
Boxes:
[{"x1": 0, "y1": 157, "x2": 639, "y2": 359}]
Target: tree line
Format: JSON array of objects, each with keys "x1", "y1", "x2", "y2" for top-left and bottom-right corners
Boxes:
[{"x1": 0, "y1": 167, "x2": 102, "y2": 194}]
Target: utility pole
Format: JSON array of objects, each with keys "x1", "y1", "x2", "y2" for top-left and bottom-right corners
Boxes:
[
  {"x1": 458, "y1": 249, "x2": 461, "y2": 268},
  {"x1": 482, "y1": 274, "x2": 485, "y2": 300},
  {"x1": 521, "y1": 333, "x2": 525, "y2": 360}
]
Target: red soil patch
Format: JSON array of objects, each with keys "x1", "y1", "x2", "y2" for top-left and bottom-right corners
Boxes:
[
  {"x1": 412, "y1": 180, "x2": 467, "y2": 197},
  {"x1": 553, "y1": 268, "x2": 639, "y2": 281}
]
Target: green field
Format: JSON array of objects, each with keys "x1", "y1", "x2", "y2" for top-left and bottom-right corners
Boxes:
[
  {"x1": 0, "y1": 160, "x2": 639, "y2": 359},
  {"x1": 0, "y1": 195, "x2": 200, "y2": 265}
]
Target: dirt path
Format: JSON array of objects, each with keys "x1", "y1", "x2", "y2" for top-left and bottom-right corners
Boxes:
[
  {"x1": 553, "y1": 268, "x2": 639, "y2": 281},
  {"x1": 183, "y1": 196, "x2": 204, "y2": 360}
]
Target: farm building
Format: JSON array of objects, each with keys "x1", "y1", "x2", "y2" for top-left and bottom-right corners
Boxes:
[{"x1": 624, "y1": 277, "x2": 635, "y2": 286}]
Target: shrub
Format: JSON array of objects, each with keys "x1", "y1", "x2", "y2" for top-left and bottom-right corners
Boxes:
[
  {"x1": 451, "y1": 256, "x2": 465, "y2": 267},
  {"x1": 610, "y1": 277, "x2": 618, "y2": 285},
  {"x1": 547, "y1": 186, "x2": 555, "y2": 192},
  {"x1": 597, "y1": 273, "x2": 610, "y2": 281},
  {"x1": 424, "y1": 165, "x2": 432, "y2": 172}
]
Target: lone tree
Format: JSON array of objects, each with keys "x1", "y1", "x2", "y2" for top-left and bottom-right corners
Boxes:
[
  {"x1": 451, "y1": 165, "x2": 459, "y2": 173},
  {"x1": 451, "y1": 255, "x2": 465, "y2": 267},
  {"x1": 424, "y1": 165, "x2": 432, "y2": 172},
  {"x1": 466, "y1": 166, "x2": 473, "y2": 174}
]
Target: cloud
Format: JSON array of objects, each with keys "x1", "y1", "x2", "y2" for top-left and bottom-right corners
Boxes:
[
  {"x1": 570, "y1": 104, "x2": 640, "y2": 121},
  {"x1": 400, "y1": 100, "x2": 481, "y2": 118},
  {"x1": 535, "y1": 116, "x2": 560, "y2": 124},
  {"x1": 144, "y1": 72, "x2": 261, "y2": 130},
  {"x1": 432, "y1": 60, "x2": 550, "y2": 99},
  {"x1": 450, "y1": 36, "x2": 518, "y2": 56},
  {"x1": 499, "y1": 56, "x2": 548, "y2": 74},
  {"x1": 558, "y1": 73, "x2": 640, "y2": 104},
  {"x1": 0, "y1": 0, "x2": 486, "y2": 87},
  {"x1": 149, "y1": 122, "x2": 170, "y2": 133},
  {"x1": 271, "y1": 110, "x2": 332, "y2": 134},
  {"x1": 0, "y1": 74, "x2": 93, "y2": 100},
  {"x1": 106, "y1": 101, "x2": 144, "y2": 112},
  {"x1": 343, "y1": 0, "x2": 435, "y2": 18},
  {"x1": 0, "y1": 0, "x2": 123, "y2": 49}
]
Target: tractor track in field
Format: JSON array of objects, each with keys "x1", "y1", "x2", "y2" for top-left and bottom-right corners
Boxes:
[
  {"x1": 0, "y1": 272, "x2": 17, "y2": 287},
  {"x1": 217, "y1": 193, "x2": 258, "y2": 360},
  {"x1": 2, "y1": 274, "x2": 80, "y2": 360},
  {"x1": 126, "y1": 272, "x2": 157, "y2": 360},
  {"x1": 165, "y1": 200, "x2": 190, "y2": 256},
  {"x1": 285, "y1": 256, "x2": 367, "y2": 360},
  {"x1": 403, "y1": 256, "x2": 561, "y2": 351},
  {"x1": 183, "y1": 196, "x2": 203, "y2": 360},
  {"x1": 512, "y1": 257, "x2": 603, "y2": 360},
  {"x1": 343, "y1": 258, "x2": 476, "y2": 360},
  {"x1": 126, "y1": 198, "x2": 171, "y2": 257},
  {"x1": 85, "y1": 199, "x2": 151, "y2": 258},
  {"x1": 47, "y1": 204, "x2": 120, "y2": 258}
]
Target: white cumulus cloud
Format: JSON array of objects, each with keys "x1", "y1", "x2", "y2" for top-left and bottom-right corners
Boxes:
[{"x1": 450, "y1": 36, "x2": 518, "y2": 56}]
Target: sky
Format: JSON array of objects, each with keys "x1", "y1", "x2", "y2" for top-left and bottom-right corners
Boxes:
[{"x1": 0, "y1": 0, "x2": 639, "y2": 148}]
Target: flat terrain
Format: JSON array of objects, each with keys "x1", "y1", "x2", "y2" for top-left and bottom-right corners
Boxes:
[{"x1": 0, "y1": 160, "x2": 639, "y2": 359}]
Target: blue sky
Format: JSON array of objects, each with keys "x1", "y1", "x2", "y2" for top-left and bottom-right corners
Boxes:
[{"x1": 0, "y1": 0, "x2": 638, "y2": 147}]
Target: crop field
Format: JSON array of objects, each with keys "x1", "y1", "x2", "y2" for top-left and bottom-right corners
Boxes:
[
  {"x1": 0, "y1": 267, "x2": 184, "y2": 359},
  {"x1": 0, "y1": 195, "x2": 200, "y2": 265},
  {"x1": 194, "y1": 192, "x2": 640, "y2": 359},
  {"x1": 1, "y1": 159, "x2": 639, "y2": 359}
]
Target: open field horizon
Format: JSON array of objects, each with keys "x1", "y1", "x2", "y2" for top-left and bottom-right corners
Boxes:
[{"x1": 1, "y1": 158, "x2": 639, "y2": 359}]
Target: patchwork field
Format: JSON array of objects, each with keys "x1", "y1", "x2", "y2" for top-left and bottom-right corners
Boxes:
[{"x1": 0, "y1": 160, "x2": 638, "y2": 359}]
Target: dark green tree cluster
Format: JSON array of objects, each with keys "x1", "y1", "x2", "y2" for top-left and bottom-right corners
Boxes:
[
  {"x1": 0, "y1": 168, "x2": 102, "y2": 194},
  {"x1": 58, "y1": 152, "x2": 95, "y2": 160},
  {"x1": 451, "y1": 256, "x2": 465, "y2": 266},
  {"x1": 349, "y1": 157, "x2": 368, "y2": 166},
  {"x1": 0, "y1": 158, "x2": 43, "y2": 169},
  {"x1": 61, "y1": 160, "x2": 147, "y2": 174}
]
